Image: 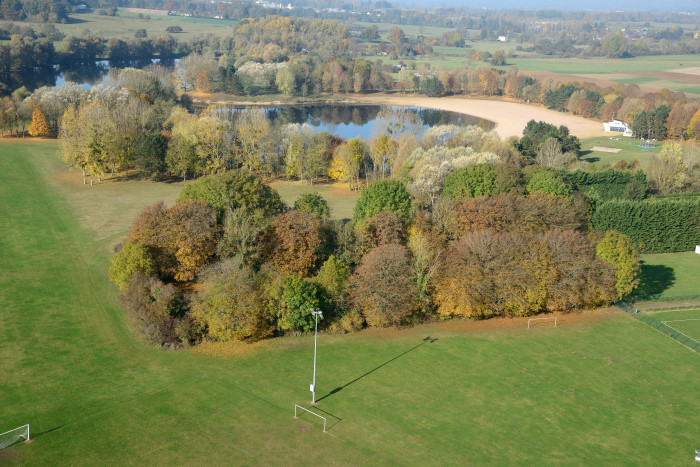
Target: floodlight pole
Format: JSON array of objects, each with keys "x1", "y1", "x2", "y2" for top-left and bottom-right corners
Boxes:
[{"x1": 310, "y1": 309, "x2": 322, "y2": 404}]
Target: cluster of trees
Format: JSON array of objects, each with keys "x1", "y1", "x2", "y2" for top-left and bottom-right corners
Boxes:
[
  {"x1": 103, "y1": 115, "x2": 700, "y2": 350},
  {"x1": 111, "y1": 164, "x2": 644, "y2": 348}
]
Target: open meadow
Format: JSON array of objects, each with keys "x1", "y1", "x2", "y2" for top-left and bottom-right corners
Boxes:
[
  {"x1": 53, "y1": 12, "x2": 237, "y2": 42},
  {"x1": 1, "y1": 139, "x2": 699, "y2": 464}
]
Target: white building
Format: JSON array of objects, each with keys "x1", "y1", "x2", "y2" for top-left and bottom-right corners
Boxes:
[
  {"x1": 497, "y1": 36, "x2": 508, "y2": 42},
  {"x1": 603, "y1": 119, "x2": 633, "y2": 137}
]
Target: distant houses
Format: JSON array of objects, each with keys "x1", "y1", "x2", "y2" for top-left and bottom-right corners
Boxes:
[{"x1": 603, "y1": 119, "x2": 633, "y2": 137}]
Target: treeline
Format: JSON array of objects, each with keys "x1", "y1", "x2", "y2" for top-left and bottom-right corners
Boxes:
[
  {"x1": 592, "y1": 198, "x2": 700, "y2": 253},
  {"x1": 0, "y1": 30, "x2": 189, "y2": 73},
  {"x1": 0, "y1": 0, "x2": 70, "y2": 23}
]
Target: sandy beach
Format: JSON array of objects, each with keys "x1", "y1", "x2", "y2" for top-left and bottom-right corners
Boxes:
[{"x1": 349, "y1": 94, "x2": 609, "y2": 139}]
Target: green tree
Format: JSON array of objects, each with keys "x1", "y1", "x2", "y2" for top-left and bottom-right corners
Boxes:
[
  {"x1": 294, "y1": 192, "x2": 330, "y2": 219},
  {"x1": 526, "y1": 170, "x2": 573, "y2": 197},
  {"x1": 443, "y1": 164, "x2": 497, "y2": 199},
  {"x1": 595, "y1": 230, "x2": 641, "y2": 299},
  {"x1": 133, "y1": 132, "x2": 167, "y2": 180},
  {"x1": 602, "y1": 35, "x2": 627, "y2": 58},
  {"x1": 108, "y1": 241, "x2": 155, "y2": 291},
  {"x1": 354, "y1": 179, "x2": 412, "y2": 222},
  {"x1": 280, "y1": 275, "x2": 324, "y2": 332},
  {"x1": 491, "y1": 49, "x2": 506, "y2": 66},
  {"x1": 178, "y1": 171, "x2": 284, "y2": 223},
  {"x1": 315, "y1": 255, "x2": 350, "y2": 307}
]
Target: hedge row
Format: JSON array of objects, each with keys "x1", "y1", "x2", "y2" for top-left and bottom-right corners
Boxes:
[
  {"x1": 591, "y1": 198, "x2": 700, "y2": 253},
  {"x1": 567, "y1": 169, "x2": 646, "y2": 202}
]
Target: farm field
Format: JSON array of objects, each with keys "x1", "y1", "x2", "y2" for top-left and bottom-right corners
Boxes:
[
  {"x1": 1, "y1": 139, "x2": 700, "y2": 464},
  {"x1": 634, "y1": 252, "x2": 700, "y2": 301}
]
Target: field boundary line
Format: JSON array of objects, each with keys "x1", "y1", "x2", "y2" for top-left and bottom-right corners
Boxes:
[{"x1": 616, "y1": 302, "x2": 700, "y2": 354}]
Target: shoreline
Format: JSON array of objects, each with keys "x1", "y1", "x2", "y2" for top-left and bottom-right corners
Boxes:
[{"x1": 189, "y1": 92, "x2": 609, "y2": 139}]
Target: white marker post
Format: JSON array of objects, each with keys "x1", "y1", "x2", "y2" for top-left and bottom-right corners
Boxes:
[{"x1": 310, "y1": 309, "x2": 322, "y2": 404}]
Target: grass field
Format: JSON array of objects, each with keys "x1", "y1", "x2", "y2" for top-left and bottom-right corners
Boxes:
[
  {"x1": 634, "y1": 252, "x2": 700, "y2": 301},
  {"x1": 643, "y1": 308, "x2": 700, "y2": 343},
  {"x1": 52, "y1": 12, "x2": 237, "y2": 41},
  {"x1": 270, "y1": 180, "x2": 360, "y2": 220},
  {"x1": 579, "y1": 136, "x2": 661, "y2": 168},
  {"x1": 1, "y1": 140, "x2": 700, "y2": 464},
  {"x1": 502, "y1": 55, "x2": 700, "y2": 75}
]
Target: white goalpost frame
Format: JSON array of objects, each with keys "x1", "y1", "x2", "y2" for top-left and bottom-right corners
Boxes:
[
  {"x1": 294, "y1": 405, "x2": 327, "y2": 432},
  {"x1": 528, "y1": 317, "x2": 557, "y2": 329},
  {"x1": 0, "y1": 424, "x2": 29, "y2": 450}
]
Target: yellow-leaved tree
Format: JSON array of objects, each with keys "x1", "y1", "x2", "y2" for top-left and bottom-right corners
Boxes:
[{"x1": 28, "y1": 107, "x2": 51, "y2": 137}]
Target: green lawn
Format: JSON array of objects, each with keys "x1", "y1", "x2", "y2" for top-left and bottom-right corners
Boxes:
[
  {"x1": 1, "y1": 140, "x2": 699, "y2": 464},
  {"x1": 579, "y1": 136, "x2": 661, "y2": 168},
  {"x1": 634, "y1": 252, "x2": 700, "y2": 301}
]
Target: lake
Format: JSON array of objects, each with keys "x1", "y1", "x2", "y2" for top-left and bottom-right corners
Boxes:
[
  {"x1": 0, "y1": 58, "x2": 177, "y2": 91},
  {"x1": 203, "y1": 104, "x2": 495, "y2": 140}
]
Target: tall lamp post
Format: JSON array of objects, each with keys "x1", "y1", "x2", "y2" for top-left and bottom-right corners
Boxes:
[{"x1": 310, "y1": 309, "x2": 323, "y2": 404}]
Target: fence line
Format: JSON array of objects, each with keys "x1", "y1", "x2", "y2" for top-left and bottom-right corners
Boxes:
[
  {"x1": 616, "y1": 302, "x2": 700, "y2": 354},
  {"x1": 638, "y1": 304, "x2": 700, "y2": 313},
  {"x1": 630, "y1": 292, "x2": 700, "y2": 303}
]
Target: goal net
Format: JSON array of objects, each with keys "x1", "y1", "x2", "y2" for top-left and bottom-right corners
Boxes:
[
  {"x1": 0, "y1": 425, "x2": 29, "y2": 450},
  {"x1": 528, "y1": 317, "x2": 557, "y2": 329}
]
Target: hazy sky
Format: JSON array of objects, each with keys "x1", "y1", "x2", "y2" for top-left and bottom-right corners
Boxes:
[{"x1": 400, "y1": 0, "x2": 700, "y2": 13}]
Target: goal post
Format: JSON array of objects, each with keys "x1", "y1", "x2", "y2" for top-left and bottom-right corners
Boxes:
[
  {"x1": 528, "y1": 317, "x2": 557, "y2": 329},
  {"x1": 0, "y1": 425, "x2": 29, "y2": 450}
]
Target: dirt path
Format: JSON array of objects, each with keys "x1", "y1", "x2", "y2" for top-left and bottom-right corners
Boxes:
[{"x1": 347, "y1": 94, "x2": 609, "y2": 139}]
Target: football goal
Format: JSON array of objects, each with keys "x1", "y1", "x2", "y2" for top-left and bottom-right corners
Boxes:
[
  {"x1": 528, "y1": 317, "x2": 557, "y2": 329},
  {"x1": 0, "y1": 424, "x2": 29, "y2": 450},
  {"x1": 294, "y1": 405, "x2": 327, "y2": 432}
]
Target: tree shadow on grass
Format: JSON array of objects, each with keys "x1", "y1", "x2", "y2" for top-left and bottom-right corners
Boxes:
[
  {"x1": 316, "y1": 336, "x2": 438, "y2": 403},
  {"x1": 632, "y1": 263, "x2": 675, "y2": 299}
]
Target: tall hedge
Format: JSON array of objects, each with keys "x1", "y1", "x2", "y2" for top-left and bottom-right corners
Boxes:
[
  {"x1": 591, "y1": 199, "x2": 700, "y2": 253},
  {"x1": 567, "y1": 169, "x2": 646, "y2": 202}
]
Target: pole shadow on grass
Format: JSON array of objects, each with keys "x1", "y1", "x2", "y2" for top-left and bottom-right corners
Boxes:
[
  {"x1": 316, "y1": 336, "x2": 438, "y2": 403},
  {"x1": 32, "y1": 426, "x2": 64, "y2": 439}
]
